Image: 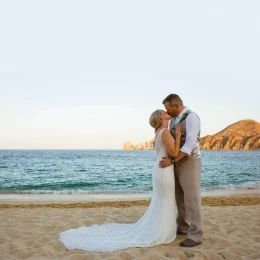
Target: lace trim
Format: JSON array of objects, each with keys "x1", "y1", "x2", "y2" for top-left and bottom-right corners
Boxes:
[{"x1": 154, "y1": 128, "x2": 167, "y2": 152}]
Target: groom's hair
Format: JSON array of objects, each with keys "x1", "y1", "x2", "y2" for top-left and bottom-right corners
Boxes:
[{"x1": 162, "y1": 94, "x2": 183, "y2": 106}]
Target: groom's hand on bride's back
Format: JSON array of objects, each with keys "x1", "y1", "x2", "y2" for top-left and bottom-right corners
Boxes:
[{"x1": 159, "y1": 157, "x2": 172, "y2": 168}]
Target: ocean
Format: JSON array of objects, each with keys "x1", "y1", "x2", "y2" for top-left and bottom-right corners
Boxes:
[{"x1": 0, "y1": 150, "x2": 259, "y2": 194}]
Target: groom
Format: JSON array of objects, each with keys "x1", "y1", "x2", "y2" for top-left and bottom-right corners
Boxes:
[{"x1": 159, "y1": 94, "x2": 203, "y2": 247}]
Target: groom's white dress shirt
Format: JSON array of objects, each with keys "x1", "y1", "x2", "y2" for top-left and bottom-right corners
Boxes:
[{"x1": 173, "y1": 107, "x2": 201, "y2": 157}]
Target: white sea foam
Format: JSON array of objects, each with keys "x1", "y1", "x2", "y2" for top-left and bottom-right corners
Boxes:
[
  {"x1": 1, "y1": 182, "x2": 259, "y2": 196},
  {"x1": 5, "y1": 189, "x2": 153, "y2": 195},
  {"x1": 202, "y1": 182, "x2": 260, "y2": 192},
  {"x1": 10, "y1": 182, "x2": 260, "y2": 195}
]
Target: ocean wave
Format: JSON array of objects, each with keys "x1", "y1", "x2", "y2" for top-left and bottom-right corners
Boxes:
[
  {"x1": 202, "y1": 182, "x2": 260, "y2": 192},
  {"x1": 0, "y1": 189, "x2": 153, "y2": 195},
  {"x1": 1, "y1": 183, "x2": 260, "y2": 195}
]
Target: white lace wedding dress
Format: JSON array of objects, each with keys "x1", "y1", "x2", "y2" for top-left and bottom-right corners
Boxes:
[{"x1": 59, "y1": 128, "x2": 177, "y2": 252}]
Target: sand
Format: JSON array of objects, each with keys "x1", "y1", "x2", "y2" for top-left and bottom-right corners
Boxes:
[{"x1": 0, "y1": 196, "x2": 260, "y2": 260}]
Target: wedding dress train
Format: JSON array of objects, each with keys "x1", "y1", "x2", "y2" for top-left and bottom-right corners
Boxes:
[{"x1": 59, "y1": 128, "x2": 177, "y2": 252}]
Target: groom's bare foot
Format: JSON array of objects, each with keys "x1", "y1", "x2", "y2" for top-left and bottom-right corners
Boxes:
[{"x1": 179, "y1": 239, "x2": 201, "y2": 247}]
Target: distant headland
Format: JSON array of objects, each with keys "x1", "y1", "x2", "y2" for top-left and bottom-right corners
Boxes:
[{"x1": 122, "y1": 119, "x2": 260, "y2": 150}]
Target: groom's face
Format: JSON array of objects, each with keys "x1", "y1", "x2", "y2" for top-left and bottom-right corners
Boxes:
[{"x1": 164, "y1": 102, "x2": 179, "y2": 117}]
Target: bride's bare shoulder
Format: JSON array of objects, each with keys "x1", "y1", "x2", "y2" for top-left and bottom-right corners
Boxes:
[
  {"x1": 161, "y1": 128, "x2": 170, "y2": 135},
  {"x1": 161, "y1": 129, "x2": 173, "y2": 141}
]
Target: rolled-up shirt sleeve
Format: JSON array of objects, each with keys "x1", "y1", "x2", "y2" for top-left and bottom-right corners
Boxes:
[{"x1": 180, "y1": 113, "x2": 200, "y2": 155}]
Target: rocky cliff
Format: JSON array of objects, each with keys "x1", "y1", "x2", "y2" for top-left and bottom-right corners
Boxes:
[
  {"x1": 200, "y1": 119, "x2": 260, "y2": 150},
  {"x1": 122, "y1": 141, "x2": 135, "y2": 150},
  {"x1": 123, "y1": 119, "x2": 260, "y2": 150},
  {"x1": 122, "y1": 139, "x2": 155, "y2": 150}
]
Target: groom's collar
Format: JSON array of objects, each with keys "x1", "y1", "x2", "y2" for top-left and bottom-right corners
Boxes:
[{"x1": 176, "y1": 106, "x2": 189, "y2": 119}]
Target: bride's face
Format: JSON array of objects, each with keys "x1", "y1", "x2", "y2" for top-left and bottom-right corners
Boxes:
[{"x1": 160, "y1": 110, "x2": 171, "y2": 120}]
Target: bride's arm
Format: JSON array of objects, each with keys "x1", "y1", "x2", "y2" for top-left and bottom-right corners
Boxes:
[{"x1": 161, "y1": 129, "x2": 181, "y2": 157}]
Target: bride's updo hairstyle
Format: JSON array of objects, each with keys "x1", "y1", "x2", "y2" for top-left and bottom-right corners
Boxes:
[{"x1": 149, "y1": 110, "x2": 163, "y2": 131}]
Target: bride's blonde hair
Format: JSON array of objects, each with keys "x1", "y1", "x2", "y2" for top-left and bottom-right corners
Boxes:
[{"x1": 149, "y1": 110, "x2": 163, "y2": 131}]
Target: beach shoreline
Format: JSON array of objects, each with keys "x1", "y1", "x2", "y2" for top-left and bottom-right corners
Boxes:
[
  {"x1": 0, "y1": 189, "x2": 259, "y2": 205},
  {"x1": 1, "y1": 192, "x2": 260, "y2": 259}
]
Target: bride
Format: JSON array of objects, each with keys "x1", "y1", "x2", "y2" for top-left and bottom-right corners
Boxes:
[{"x1": 59, "y1": 109, "x2": 181, "y2": 252}]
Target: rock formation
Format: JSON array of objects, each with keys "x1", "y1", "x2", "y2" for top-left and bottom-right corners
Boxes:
[
  {"x1": 200, "y1": 119, "x2": 260, "y2": 150},
  {"x1": 122, "y1": 141, "x2": 135, "y2": 150},
  {"x1": 135, "y1": 142, "x2": 144, "y2": 150},
  {"x1": 123, "y1": 119, "x2": 260, "y2": 151},
  {"x1": 123, "y1": 139, "x2": 155, "y2": 150},
  {"x1": 143, "y1": 139, "x2": 155, "y2": 150}
]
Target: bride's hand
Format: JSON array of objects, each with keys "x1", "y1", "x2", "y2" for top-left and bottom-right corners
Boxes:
[{"x1": 175, "y1": 125, "x2": 182, "y2": 138}]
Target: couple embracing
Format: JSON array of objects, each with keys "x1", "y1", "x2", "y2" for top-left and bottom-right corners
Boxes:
[{"x1": 59, "y1": 94, "x2": 203, "y2": 252}]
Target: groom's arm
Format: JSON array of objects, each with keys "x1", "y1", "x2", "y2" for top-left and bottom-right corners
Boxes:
[
  {"x1": 173, "y1": 151, "x2": 186, "y2": 162},
  {"x1": 159, "y1": 113, "x2": 200, "y2": 168},
  {"x1": 174, "y1": 113, "x2": 200, "y2": 162},
  {"x1": 159, "y1": 152, "x2": 187, "y2": 168}
]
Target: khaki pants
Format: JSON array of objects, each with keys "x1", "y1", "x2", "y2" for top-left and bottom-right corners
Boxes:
[{"x1": 174, "y1": 156, "x2": 203, "y2": 242}]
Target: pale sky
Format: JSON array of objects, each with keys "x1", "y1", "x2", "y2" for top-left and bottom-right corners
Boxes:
[{"x1": 0, "y1": 1, "x2": 260, "y2": 149}]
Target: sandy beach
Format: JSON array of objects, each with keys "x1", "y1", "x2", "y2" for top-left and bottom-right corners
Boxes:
[{"x1": 1, "y1": 192, "x2": 260, "y2": 260}]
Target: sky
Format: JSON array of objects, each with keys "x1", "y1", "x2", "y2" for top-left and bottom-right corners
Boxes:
[{"x1": 0, "y1": 0, "x2": 260, "y2": 149}]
